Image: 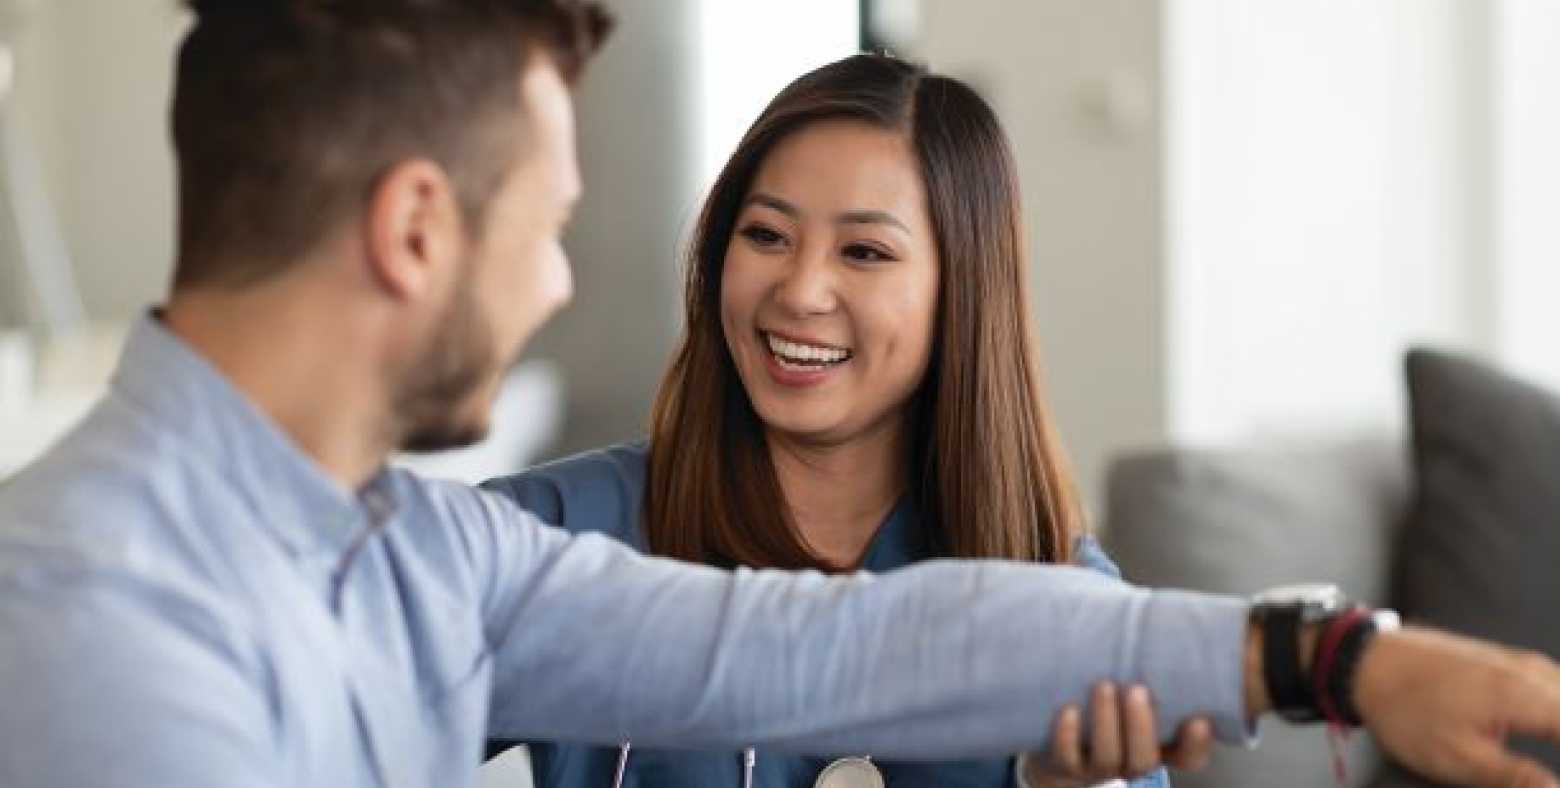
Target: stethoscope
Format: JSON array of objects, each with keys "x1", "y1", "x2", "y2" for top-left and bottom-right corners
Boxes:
[{"x1": 609, "y1": 742, "x2": 885, "y2": 788}]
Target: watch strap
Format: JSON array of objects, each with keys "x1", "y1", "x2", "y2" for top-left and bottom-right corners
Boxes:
[
  {"x1": 1317, "y1": 607, "x2": 1397, "y2": 727},
  {"x1": 1261, "y1": 603, "x2": 1320, "y2": 722}
]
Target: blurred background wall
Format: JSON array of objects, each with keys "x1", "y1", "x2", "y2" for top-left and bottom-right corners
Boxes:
[
  {"x1": 4, "y1": 0, "x2": 183, "y2": 320},
  {"x1": 915, "y1": 0, "x2": 1172, "y2": 519},
  {"x1": 3, "y1": 0, "x2": 1558, "y2": 512}
]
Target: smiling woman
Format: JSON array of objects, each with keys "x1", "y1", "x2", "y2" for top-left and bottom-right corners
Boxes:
[
  {"x1": 647, "y1": 54, "x2": 1075, "y2": 573},
  {"x1": 483, "y1": 53, "x2": 1193, "y2": 788},
  {"x1": 720, "y1": 120, "x2": 937, "y2": 463},
  {"x1": 715, "y1": 119, "x2": 941, "y2": 569}
]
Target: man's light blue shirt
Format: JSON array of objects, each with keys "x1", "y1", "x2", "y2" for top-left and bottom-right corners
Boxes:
[{"x1": 0, "y1": 317, "x2": 1252, "y2": 787}]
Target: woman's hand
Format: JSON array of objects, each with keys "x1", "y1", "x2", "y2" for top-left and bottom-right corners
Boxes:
[{"x1": 1020, "y1": 682, "x2": 1215, "y2": 787}]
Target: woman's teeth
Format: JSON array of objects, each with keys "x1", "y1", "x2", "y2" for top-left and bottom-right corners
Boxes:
[{"x1": 765, "y1": 333, "x2": 851, "y2": 368}]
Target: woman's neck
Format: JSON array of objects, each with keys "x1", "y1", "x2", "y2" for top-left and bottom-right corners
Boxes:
[{"x1": 767, "y1": 418, "x2": 908, "y2": 569}]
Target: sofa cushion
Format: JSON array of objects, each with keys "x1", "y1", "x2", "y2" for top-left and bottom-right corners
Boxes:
[
  {"x1": 1373, "y1": 349, "x2": 1560, "y2": 785},
  {"x1": 1104, "y1": 438, "x2": 1409, "y2": 788},
  {"x1": 1105, "y1": 439, "x2": 1408, "y2": 604}
]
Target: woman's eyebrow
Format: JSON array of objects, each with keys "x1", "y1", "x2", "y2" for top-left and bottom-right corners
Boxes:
[
  {"x1": 836, "y1": 209, "x2": 910, "y2": 234},
  {"x1": 744, "y1": 192, "x2": 800, "y2": 218},
  {"x1": 746, "y1": 192, "x2": 910, "y2": 235}
]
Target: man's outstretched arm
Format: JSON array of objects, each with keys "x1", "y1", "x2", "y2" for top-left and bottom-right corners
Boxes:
[
  {"x1": 472, "y1": 488, "x2": 1560, "y2": 787},
  {"x1": 474, "y1": 487, "x2": 1249, "y2": 753}
]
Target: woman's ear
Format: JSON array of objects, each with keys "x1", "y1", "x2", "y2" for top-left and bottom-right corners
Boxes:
[{"x1": 361, "y1": 159, "x2": 465, "y2": 302}]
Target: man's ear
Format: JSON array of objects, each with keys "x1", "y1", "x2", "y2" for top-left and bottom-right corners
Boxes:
[{"x1": 362, "y1": 159, "x2": 465, "y2": 301}]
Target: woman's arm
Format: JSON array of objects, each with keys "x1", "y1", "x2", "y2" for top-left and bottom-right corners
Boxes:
[{"x1": 1015, "y1": 537, "x2": 1197, "y2": 788}]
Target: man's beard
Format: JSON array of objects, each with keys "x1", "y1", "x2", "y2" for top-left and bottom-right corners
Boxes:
[{"x1": 394, "y1": 277, "x2": 502, "y2": 453}]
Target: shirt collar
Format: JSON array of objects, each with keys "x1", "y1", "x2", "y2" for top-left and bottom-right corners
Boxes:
[
  {"x1": 858, "y1": 495, "x2": 934, "y2": 571},
  {"x1": 111, "y1": 313, "x2": 397, "y2": 557},
  {"x1": 859, "y1": 495, "x2": 1105, "y2": 572}
]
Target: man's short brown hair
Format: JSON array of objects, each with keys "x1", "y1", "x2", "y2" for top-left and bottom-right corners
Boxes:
[{"x1": 171, "y1": 0, "x2": 611, "y2": 288}]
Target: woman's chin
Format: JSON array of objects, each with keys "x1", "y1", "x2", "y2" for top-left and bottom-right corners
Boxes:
[{"x1": 754, "y1": 410, "x2": 857, "y2": 447}]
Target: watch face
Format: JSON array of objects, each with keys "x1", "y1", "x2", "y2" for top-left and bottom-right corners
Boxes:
[
  {"x1": 1372, "y1": 609, "x2": 1403, "y2": 631},
  {"x1": 1253, "y1": 583, "x2": 1345, "y2": 606}
]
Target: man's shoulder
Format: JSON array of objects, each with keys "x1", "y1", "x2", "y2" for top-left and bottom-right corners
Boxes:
[
  {"x1": 3, "y1": 401, "x2": 194, "y2": 547},
  {"x1": 0, "y1": 454, "x2": 258, "y2": 687}
]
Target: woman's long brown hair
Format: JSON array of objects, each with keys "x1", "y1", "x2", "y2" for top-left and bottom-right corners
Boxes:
[{"x1": 645, "y1": 54, "x2": 1082, "y2": 570}]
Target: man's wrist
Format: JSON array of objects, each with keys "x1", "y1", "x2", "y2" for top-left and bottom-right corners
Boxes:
[
  {"x1": 1299, "y1": 619, "x2": 1323, "y2": 683},
  {"x1": 1243, "y1": 612, "x2": 1329, "y2": 719},
  {"x1": 1245, "y1": 604, "x2": 1393, "y2": 726},
  {"x1": 1319, "y1": 608, "x2": 1400, "y2": 726},
  {"x1": 1348, "y1": 625, "x2": 1408, "y2": 730},
  {"x1": 1244, "y1": 617, "x2": 1271, "y2": 718},
  {"x1": 1247, "y1": 584, "x2": 1361, "y2": 723}
]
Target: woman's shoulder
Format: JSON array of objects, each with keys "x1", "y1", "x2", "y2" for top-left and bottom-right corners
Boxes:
[{"x1": 479, "y1": 440, "x2": 649, "y2": 547}]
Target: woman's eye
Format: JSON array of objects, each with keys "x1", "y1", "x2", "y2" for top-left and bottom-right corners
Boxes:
[
  {"x1": 739, "y1": 225, "x2": 786, "y2": 248},
  {"x1": 843, "y1": 243, "x2": 893, "y2": 263}
]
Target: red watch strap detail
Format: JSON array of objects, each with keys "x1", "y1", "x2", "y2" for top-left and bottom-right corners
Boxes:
[
  {"x1": 1312, "y1": 606, "x2": 1370, "y2": 726},
  {"x1": 1313, "y1": 607, "x2": 1372, "y2": 785}
]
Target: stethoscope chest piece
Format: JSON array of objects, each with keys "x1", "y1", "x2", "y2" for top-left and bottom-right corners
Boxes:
[{"x1": 813, "y1": 756, "x2": 884, "y2": 788}]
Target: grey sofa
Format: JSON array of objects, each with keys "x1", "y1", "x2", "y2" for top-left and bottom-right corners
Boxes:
[
  {"x1": 1102, "y1": 349, "x2": 1560, "y2": 788},
  {"x1": 1104, "y1": 437, "x2": 1407, "y2": 788}
]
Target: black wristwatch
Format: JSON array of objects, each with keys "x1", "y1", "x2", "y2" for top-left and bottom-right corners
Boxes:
[{"x1": 1250, "y1": 584, "x2": 1348, "y2": 723}]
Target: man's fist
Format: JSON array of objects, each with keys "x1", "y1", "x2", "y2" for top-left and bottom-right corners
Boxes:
[{"x1": 1357, "y1": 628, "x2": 1560, "y2": 788}]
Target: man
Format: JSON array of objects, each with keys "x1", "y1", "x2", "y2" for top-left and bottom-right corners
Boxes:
[{"x1": 1, "y1": 2, "x2": 1558, "y2": 787}]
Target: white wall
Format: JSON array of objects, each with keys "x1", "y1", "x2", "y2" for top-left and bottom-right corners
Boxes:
[
  {"x1": 914, "y1": 0, "x2": 1503, "y2": 513},
  {"x1": 519, "y1": 0, "x2": 702, "y2": 455},
  {"x1": 695, "y1": 1, "x2": 859, "y2": 186},
  {"x1": 1166, "y1": 0, "x2": 1490, "y2": 444},
  {"x1": 6, "y1": 2, "x2": 59, "y2": 205},
  {"x1": 11, "y1": 0, "x2": 186, "y2": 322},
  {"x1": 1493, "y1": 0, "x2": 1560, "y2": 392},
  {"x1": 918, "y1": 0, "x2": 1168, "y2": 517}
]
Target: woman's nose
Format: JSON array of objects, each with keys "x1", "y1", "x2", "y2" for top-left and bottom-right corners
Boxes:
[{"x1": 771, "y1": 241, "x2": 838, "y2": 316}]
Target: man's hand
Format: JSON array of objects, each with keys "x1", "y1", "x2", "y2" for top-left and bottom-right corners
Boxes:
[
  {"x1": 1022, "y1": 682, "x2": 1214, "y2": 787},
  {"x1": 1356, "y1": 628, "x2": 1560, "y2": 788}
]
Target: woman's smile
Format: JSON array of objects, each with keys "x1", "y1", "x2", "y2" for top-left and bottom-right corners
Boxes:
[{"x1": 759, "y1": 330, "x2": 854, "y2": 387}]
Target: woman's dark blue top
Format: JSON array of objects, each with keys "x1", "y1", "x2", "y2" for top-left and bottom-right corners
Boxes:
[{"x1": 481, "y1": 442, "x2": 1170, "y2": 788}]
